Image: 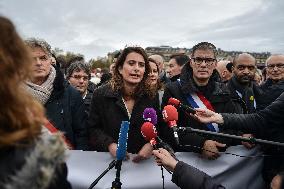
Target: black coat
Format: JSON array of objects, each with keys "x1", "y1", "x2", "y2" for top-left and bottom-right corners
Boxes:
[
  {"x1": 88, "y1": 83, "x2": 160, "y2": 153},
  {"x1": 45, "y1": 67, "x2": 89, "y2": 150},
  {"x1": 221, "y1": 92, "x2": 284, "y2": 183},
  {"x1": 161, "y1": 63, "x2": 243, "y2": 152},
  {"x1": 227, "y1": 76, "x2": 262, "y2": 113},
  {"x1": 257, "y1": 79, "x2": 284, "y2": 111},
  {"x1": 172, "y1": 161, "x2": 225, "y2": 189}
]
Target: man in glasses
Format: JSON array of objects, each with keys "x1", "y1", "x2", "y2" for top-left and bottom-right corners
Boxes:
[
  {"x1": 257, "y1": 54, "x2": 284, "y2": 110},
  {"x1": 161, "y1": 42, "x2": 243, "y2": 160},
  {"x1": 255, "y1": 55, "x2": 284, "y2": 186},
  {"x1": 66, "y1": 61, "x2": 95, "y2": 115},
  {"x1": 25, "y1": 38, "x2": 88, "y2": 150}
]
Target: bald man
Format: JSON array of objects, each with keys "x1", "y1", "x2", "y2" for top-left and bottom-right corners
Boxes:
[
  {"x1": 227, "y1": 53, "x2": 261, "y2": 114},
  {"x1": 254, "y1": 54, "x2": 284, "y2": 188},
  {"x1": 257, "y1": 54, "x2": 284, "y2": 110},
  {"x1": 149, "y1": 54, "x2": 170, "y2": 84},
  {"x1": 216, "y1": 60, "x2": 233, "y2": 83}
]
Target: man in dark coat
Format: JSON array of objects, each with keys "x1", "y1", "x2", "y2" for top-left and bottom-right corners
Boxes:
[
  {"x1": 195, "y1": 92, "x2": 284, "y2": 188},
  {"x1": 227, "y1": 53, "x2": 262, "y2": 114},
  {"x1": 257, "y1": 54, "x2": 284, "y2": 110},
  {"x1": 66, "y1": 61, "x2": 96, "y2": 116},
  {"x1": 25, "y1": 38, "x2": 89, "y2": 150},
  {"x1": 161, "y1": 42, "x2": 243, "y2": 159},
  {"x1": 255, "y1": 54, "x2": 284, "y2": 186}
]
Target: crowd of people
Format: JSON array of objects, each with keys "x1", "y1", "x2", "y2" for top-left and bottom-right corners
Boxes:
[{"x1": 1, "y1": 15, "x2": 283, "y2": 189}]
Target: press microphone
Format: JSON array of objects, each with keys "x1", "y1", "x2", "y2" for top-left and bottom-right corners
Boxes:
[
  {"x1": 168, "y1": 97, "x2": 196, "y2": 114},
  {"x1": 162, "y1": 105, "x2": 180, "y2": 145},
  {"x1": 141, "y1": 121, "x2": 158, "y2": 147},
  {"x1": 112, "y1": 121, "x2": 130, "y2": 189},
  {"x1": 143, "y1": 108, "x2": 157, "y2": 125},
  {"x1": 141, "y1": 122, "x2": 177, "y2": 160}
]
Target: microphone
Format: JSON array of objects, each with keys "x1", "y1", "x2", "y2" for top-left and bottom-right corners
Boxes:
[
  {"x1": 143, "y1": 108, "x2": 157, "y2": 125},
  {"x1": 116, "y1": 121, "x2": 130, "y2": 161},
  {"x1": 112, "y1": 121, "x2": 130, "y2": 189},
  {"x1": 168, "y1": 97, "x2": 196, "y2": 114},
  {"x1": 162, "y1": 105, "x2": 180, "y2": 145},
  {"x1": 141, "y1": 121, "x2": 158, "y2": 148},
  {"x1": 141, "y1": 122, "x2": 177, "y2": 159}
]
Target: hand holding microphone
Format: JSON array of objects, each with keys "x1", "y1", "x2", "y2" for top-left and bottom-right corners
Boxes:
[{"x1": 153, "y1": 148, "x2": 178, "y2": 172}]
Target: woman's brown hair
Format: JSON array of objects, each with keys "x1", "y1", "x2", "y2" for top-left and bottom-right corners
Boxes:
[
  {"x1": 110, "y1": 46, "x2": 156, "y2": 98},
  {"x1": 0, "y1": 16, "x2": 44, "y2": 148}
]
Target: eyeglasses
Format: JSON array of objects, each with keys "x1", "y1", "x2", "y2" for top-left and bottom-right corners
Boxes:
[
  {"x1": 70, "y1": 75, "x2": 89, "y2": 81},
  {"x1": 191, "y1": 57, "x2": 216, "y2": 66},
  {"x1": 267, "y1": 63, "x2": 284, "y2": 70}
]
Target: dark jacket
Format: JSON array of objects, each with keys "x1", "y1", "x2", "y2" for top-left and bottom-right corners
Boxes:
[
  {"x1": 45, "y1": 67, "x2": 89, "y2": 150},
  {"x1": 221, "y1": 92, "x2": 284, "y2": 183},
  {"x1": 88, "y1": 83, "x2": 160, "y2": 153},
  {"x1": 0, "y1": 134, "x2": 71, "y2": 189},
  {"x1": 84, "y1": 81, "x2": 96, "y2": 116},
  {"x1": 161, "y1": 63, "x2": 243, "y2": 152},
  {"x1": 227, "y1": 76, "x2": 262, "y2": 113},
  {"x1": 172, "y1": 161, "x2": 225, "y2": 189},
  {"x1": 257, "y1": 79, "x2": 284, "y2": 111}
]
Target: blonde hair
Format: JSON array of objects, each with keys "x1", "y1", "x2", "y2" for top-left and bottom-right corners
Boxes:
[{"x1": 0, "y1": 17, "x2": 44, "y2": 147}]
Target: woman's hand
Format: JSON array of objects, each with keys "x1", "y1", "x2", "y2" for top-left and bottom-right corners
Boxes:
[
  {"x1": 132, "y1": 143, "x2": 153, "y2": 163},
  {"x1": 108, "y1": 142, "x2": 130, "y2": 160},
  {"x1": 152, "y1": 148, "x2": 178, "y2": 172}
]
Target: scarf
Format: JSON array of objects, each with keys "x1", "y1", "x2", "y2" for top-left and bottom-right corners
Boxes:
[{"x1": 26, "y1": 66, "x2": 56, "y2": 105}]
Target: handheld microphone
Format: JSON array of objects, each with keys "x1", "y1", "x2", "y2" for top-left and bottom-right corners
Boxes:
[
  {"x1": 141, "y1": 121, "x2": 158, "y2": 148},
  {"x1": 162, "y1": 105, "x2": 180, "y2": 145},
  {"x1": 168, "y1": 97, "x2": 196, "y2": 114},
  {"x1": 141, "y1": 122, "x2": 177, "y2": 160},
  {"x1": 116, "y1": 121, "x2": 130, "y2": 161},
  {"x1": 143, "y1": 108, "x2": 158, "y2": 125},
  {"x1": 112, "y1": 121, "x2": 130, "y2": 189}
]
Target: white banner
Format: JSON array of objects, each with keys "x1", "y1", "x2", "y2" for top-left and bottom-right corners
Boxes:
[{"x1": 67, "y1": 145, "x2": 265, "y2": 189}]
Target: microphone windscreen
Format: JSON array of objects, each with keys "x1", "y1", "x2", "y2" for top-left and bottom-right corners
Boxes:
[
  {"x1": 162, "y1": 105, "x2": 178, "y2": 122},
  {"x1": 141, "y1": 122, "x2": 157, "y2": 142},
  {"x1": 116, "y1": 121, "x2": 130, "y2": 161},
  {"x1": 168, "y1": 98, "x2": 180, "y2": 107},
  {"x1": 143, "y1": 108, "x2": 158, "y2": 125}
]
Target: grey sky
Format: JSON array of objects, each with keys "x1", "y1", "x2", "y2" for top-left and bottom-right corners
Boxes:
[{"x1": 1, "y1": 0, "x2": 283, "y2": 60}]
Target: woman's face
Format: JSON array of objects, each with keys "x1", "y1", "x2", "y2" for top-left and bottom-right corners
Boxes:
[
  {"x1": 149, "y1": 61, "x2": 159, "y2": 85},
  {"x1": 119, "y1": 52, "x2": 146, "y2": 87}
]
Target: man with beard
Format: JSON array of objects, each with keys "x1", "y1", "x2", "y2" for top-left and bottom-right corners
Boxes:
[
  {"x1": 226, "y1": 53, "x2": 262, "y2": 149},
  {"x1": 227, "y1": 53, "x2": 261, "y2": 114}
]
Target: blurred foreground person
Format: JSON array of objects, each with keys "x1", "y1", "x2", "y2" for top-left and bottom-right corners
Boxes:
[
  {"x1": 0, "y1": 16, "x2": 71, "y2": 189},
  {"x1": 88, "y1": 47, "x2": 159, "y2": 162},
  {"x1": 153, "y1": 148, "x2": 225, "y2": 189},
  {"x1": 194, "y1": 92, "x2": 284, "y2": 188}
]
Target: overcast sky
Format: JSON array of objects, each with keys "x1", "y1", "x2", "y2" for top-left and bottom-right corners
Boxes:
[{"x1": 1, "y1": 0, "x2": 283, "y2": 60}]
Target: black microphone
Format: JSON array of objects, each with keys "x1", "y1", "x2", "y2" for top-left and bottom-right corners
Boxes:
[{"x1": 168, "y1": 97, "x2": 196, "y2": 114}]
